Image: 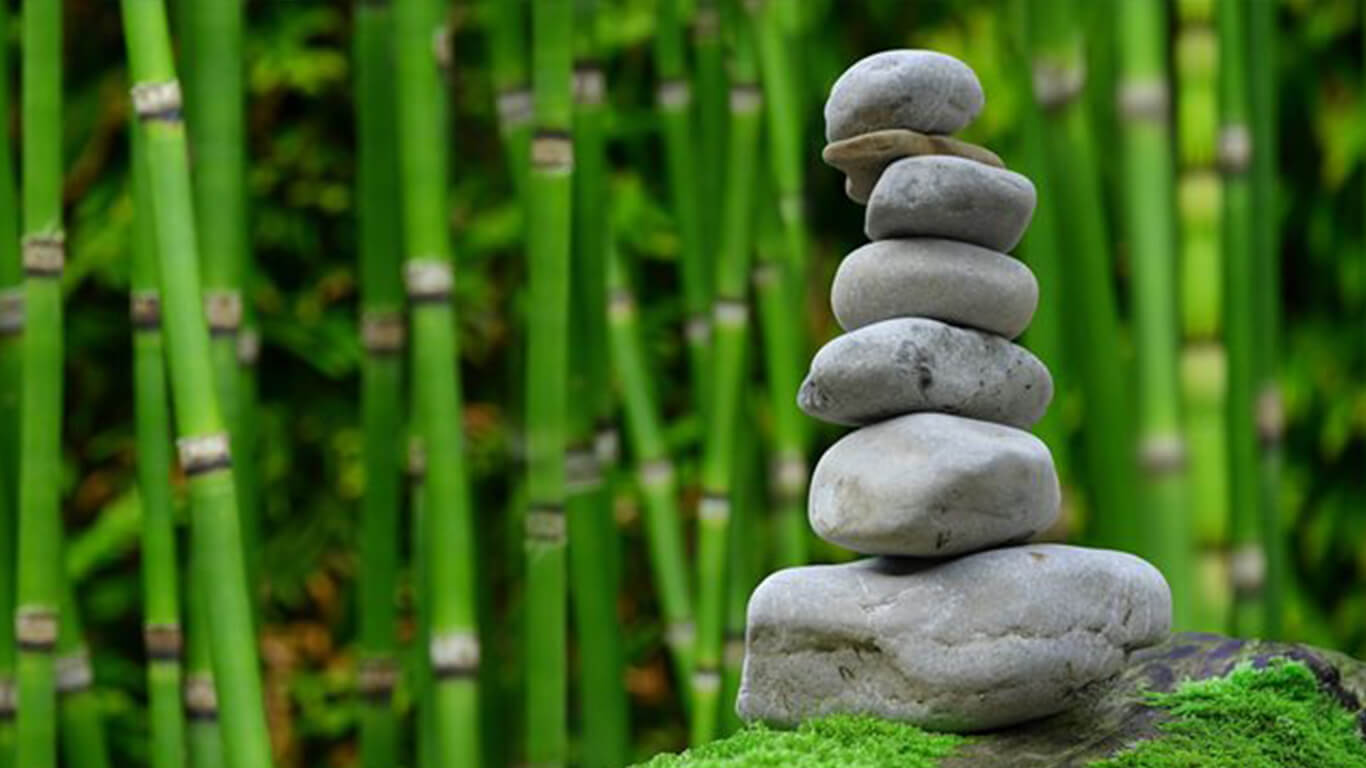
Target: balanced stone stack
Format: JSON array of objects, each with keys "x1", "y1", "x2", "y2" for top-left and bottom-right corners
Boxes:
[{"x1": 736, "y1": 51, "x2": 1173, "y2": 733}]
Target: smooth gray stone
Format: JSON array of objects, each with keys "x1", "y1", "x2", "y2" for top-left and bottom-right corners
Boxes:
[
  {"x1": 822, "y1": 129, "x2": 1004, "y2": 205},
  {"x1": 807, "y1": 412, "x2": 1059, "y2": 555},
  {"x1": 831, "y1": 238, "x2": 1038, "y2": 339},
  {"x1": 737, "y1": 545, "x2": 1172, "y2": 732},
  {"x1": 798, "y1": 318, "x2": 1052, "y2": 428},
  {"x1": 824, "y1": 50, "x2": 985, "y2": 141},
  {"x1": 865, "y1": 155, "x2": 1036, "y2": 252}
]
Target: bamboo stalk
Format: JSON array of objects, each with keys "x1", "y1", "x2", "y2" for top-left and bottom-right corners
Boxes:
[
  {"x1": 392, "y1": 0, "x2": 482, "y2": 765},
  {"x1": 1030, "y1": 0, "x2": 1139, "y2": 551},
  {"x1": 719, "y1": 396, "x2": 763, "y2": 736},
  {"x1": 117, "y1": 3, "x2": 273, "y2": 768},
  {"x1": 406, "y1": 436, "x2": 434, "y2": 768},
  {"x1": 566, "y1": 4, "x2": 629, "y2": 765},
  {"x1": 130, "y1": 115, "x2": 188, "y2": 768},
  {"x1": 605, "y1": 252, "x2": 695, "y2": 694},
  {"x1": 1175, "y1": 0, "x2": 1229, "y2": 633},
  {"x1": 690, "y1": 1, "x2": 763, "y2": 744},
  {"x1": 184, "y1": 575, "x2": 225, "y2": 768},
  {"x1": 1116, "y1": 0, "x2": 1195, "y2": 628},
  {"x1": 56, "y1": 587, "x2": 110, "y2": 768},
  {"x1": 14, "y1": 0, "x2": 65, "y2": 764},
  {"x1": 354, "y1": 1, "x2": 404, "y2": 765},
  {"x1": 692, "y1": 0, "x2": 726, "y2": 259},
  {"x1": 1216, "y1": 0, "x2": 1263, "y2": 639},
  {"x1": 488, "y1": 0, "x2": 532, "y2": 196},
  {"x1": 0, "y1": 0, "x2": 20, "y2": 760},
  {"x1": 752, "y1": 0, "x2": 808, "y2": 280}
]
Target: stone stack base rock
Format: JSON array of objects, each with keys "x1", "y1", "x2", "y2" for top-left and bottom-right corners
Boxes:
[{"x1": 736, "y1": 50, "x2": 1172, "y2": 733}]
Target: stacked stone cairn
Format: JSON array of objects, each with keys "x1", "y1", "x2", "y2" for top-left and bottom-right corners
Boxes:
[{"x1": 736, "y1": 50, "x2": 1173, "y2": 732}]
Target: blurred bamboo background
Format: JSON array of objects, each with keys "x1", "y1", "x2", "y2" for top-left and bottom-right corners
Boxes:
[{"x1": 0, "y1": 0, "x2": 1362, "y2": 766}]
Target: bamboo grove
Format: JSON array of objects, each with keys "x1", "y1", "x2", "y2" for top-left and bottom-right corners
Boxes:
[{"x1": 0, "y1": 0, "x2": 1359, "y2": 766}]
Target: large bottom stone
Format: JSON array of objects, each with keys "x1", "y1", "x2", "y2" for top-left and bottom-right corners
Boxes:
[{"x1": 737, "y1": 545, "x2": 1171, "y2": 732}]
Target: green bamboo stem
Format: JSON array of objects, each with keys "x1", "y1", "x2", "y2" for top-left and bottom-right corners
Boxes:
[
  {"x1": 752, "y1": 0, "x2": 808, "y2": 280},
  {"x1": 184, "y1": 573, "x2": 225, "y2": 768},
  {"x1": 1175, "y1": 0, "x2": 1228, "y2": 633},
  {"x1": 354, "y1": 2, "x2": 404, "y2": 766},
  {"x1": 1216, "y1": 0, "x2": 1264, "y2": 639},
  {"x1": 1247, "y1": 0, "x2": 1286, "y2": 640},
  {"x1": 488, "y1": 0, "x2": 532, "y2": 197},
  {"x1": 56, "y1": 587, "x2": 110, "y2": 768},
  {"x1": 691, "y1": 2, "x2": 762, "y2": 744},
  {"x1": 392, "y1": 0, "x2": 482, "y2": 765},
  {"x1": 1030, "y1": 0, "x2": 1138, "y2": 551},
  {"x1": 692, "y1": 0, "x2": 726, "y2": 258},
  {"x1": 605, "y1": 252, "x2": 695, "y2": 693},
  {"x1": 14, "y1": 0, "x2": 65, "y2": 764},
  {"x1": 566, "y1": 5, "x2": 629, "y2": 765},
  {"x1": 1116, "y1": 0, "x2": 1195, "y2": 629},
  {"x1": 654, "y1": 0, "x2": 710, "y2": 411},
  {"x1": 117, "y1": 3, "x2": 273, "y2": 768},
  {"x1": 406, "y1": 436, "x2": 435, "y2": 768},
  {"x1": 130, "y1": 115, "x2": 188, "y2": 768},
  {"x1": 719, "y1": 399, "x2": 763, "y2": 736},
  {"x1": 0, "y1": 0, "x2": 20, "y2": 758}
]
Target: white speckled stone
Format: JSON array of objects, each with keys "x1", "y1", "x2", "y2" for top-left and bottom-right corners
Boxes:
[
  {"x1": 808, "y1": 412, "x2": 1059, "y2": 555},
  {"x1": 822, "y1": 129, "x2": 1004, "y2": 205},
  {"x1": 798, "y1": 318, "x2": 1051, "y2": 428},
  {"x1": 824, "y1": 50, "x2": 985, "y2": 141},
  {"x1": 737, "y1": 545, "x2": 1172, "y2": 732},
  {"x1": 865, "y1": 155, "x2": 1036, "y2": 252},
  {"x1": 831, "y1": 238, "x2": 1038, "y2": 339}
]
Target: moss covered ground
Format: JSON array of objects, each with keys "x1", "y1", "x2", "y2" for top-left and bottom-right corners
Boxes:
[{"x1": 632, "y1": 661, "x2": 1366, "y2": 767}]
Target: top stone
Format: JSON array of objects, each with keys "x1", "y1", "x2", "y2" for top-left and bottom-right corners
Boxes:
[{"x1": 825, "y1": 50, "x2": 985, "y2": 141}]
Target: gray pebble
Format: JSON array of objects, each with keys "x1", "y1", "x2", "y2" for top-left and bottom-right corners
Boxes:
[
  {"x1": 808, "y1": 412, "x2": 1059, "y2": 555},
  {"x1": 832, "y1": 238, "x2": 1038, "y2": 339},
  {"x1": 737, "y1": 545, "x2": 1172, "y2": 732},
  {"x1": 825, "y1": 50, "x2": 984, "y2": 141},
  {"x1": 798, "y1": 318, "x2": 1052, "y2": 428},
  {"x1": 866, "y1": 155, "x2": 1036, "y2": 252},
  {"x1": 822, "y1": 129, "x2": 1004, "y2": 205}
]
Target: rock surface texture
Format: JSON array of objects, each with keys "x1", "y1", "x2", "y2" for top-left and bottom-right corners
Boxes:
[{"x1": 738, "y1": 49, "x2": 1173, "y2": 733}]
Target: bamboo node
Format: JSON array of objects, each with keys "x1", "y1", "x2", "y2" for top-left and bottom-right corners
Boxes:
[
  {"x1": 608, "y1": 289, "x2": 636, "y2": 320},
  {"x1": 657, "y1": 79, "x2": 692, "y2": 109},
  {"x1": 1031, "y1": 61, "x2": 1085, "y2": 110},
  {"x1": 1256, "y1": 385, "x2": 1284, "y2": 445},
  {"x1": 237, "y1": 327, "x2": 261, "y2": 365},
  {"x1": 699, "y1": 494, "x2": 731, "y2": 523},
  {"x1": 404, "y1": 259, "x2": 454, "y2": 302},
  {"x1": 729, "y1": 84, "x2": 763, "y2": 113},
  {"x1": 692, "y1": 6, "x2": 720, "y2": 38},
  {"x1": 639, "y1": 459, "x2": 675, "y2": 490},
  {"x1": 0, "y1": 288, "x2": 24, "y2": 335},
  {"x1": 130, "y1": 80, "x2": 183, "y2": 120},
  {"x1": 361, "y1": 310, "x2": 407, "y2": 353},
  {"x1": 686, "y1": 312, "x2": 711, "y2": 344},
  {"x1": 573, "y1": 65, "x2": 606, "y2": 107},
  {"x1": 204, "y1": 290, "x2": 243, "y2": 335},
  {"x1": 56, "y1": 650, "x2": 94, "y2": 694},
  {"x1": 724, "y1": 632, "x2": 746, "y2": 668},
  {"x1": 752, "y1": 262, "x2": 779, "y2": 288},
  {"x1": 1217, "y1": 124, "x2": 1252, "y2": 174},
  {"x1": 595, "y1": 426, "x2": 620, "y2": 466},
  {"x1": 771, "y1": 454, "x2": 807, "y2": 498},
  {"x1": 565, "y1": 448, "x2": 603, "y2": 493},
  {"x1": 0, "y1": 680, "x2": 14, "y2": 718},
  {"x1": 429, "y1": 631, "x2": 480, "y2": 678},
  {"x1": 692, "y1": 667, "x2": 722, "y2": 692},
  {"x1": 713, "y1": 299, "x2": 748, "y2": 328},
  {"x1": 15, "y1": 607, "x2": 59, "y2": 651},
  {"x1": 184, "y1": 674, "x2": 220, "y2": 719},
  {"x1": 526, "y1": 505, "x2": 567, "y2": 542},
  {"x1": 742, "y1": 0, "x2": 765, "y2": 12},
  {"x1": 431, "y1": 27, "x2": 453, "y2": 72},
  {"x1": 666, "y1": 621, "x2": 696, "y2": 652},
  {"x1": 129, "y1": 291, "x2": 161, "y2": 330},
  {"x1": 143, "y1": 623, "x2": 184, "y2": 660},
  {"x1": 357, "y1": 656, "x2": 399, "y2": 700},
  {"x1": 1118, "y1": 78, "x2": 1170, "y2": 122},
  {"x1": 177, "y1": 432, "x2": 232, "y2": 476},
  {"x1": 1230, "y1": 544, "x2": 1266, "y2": 596},
  {"x1": 22, "y1": 233, "x2": 65, "y2": 277},
  {"x1": 531, "y1": 130, "x2": 575, "y2": 172},
  {"x1": 1138, "y1": 435, "x2": 1187, "y2": 475},
  {"x1": 406, "y1": 437, "x2": 427, "y2": 479},
  {"x1": 497, "y1": 88, "x2": 534, "y2": 127}
]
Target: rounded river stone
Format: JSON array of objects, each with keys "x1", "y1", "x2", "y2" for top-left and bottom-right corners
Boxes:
[
  {"x1": 831, "y1": 238, "x2": 1038, "y2": 338},
  {"x1": 808, "y1": 412, "x2": 1059, "y2": 555},
  {"x1": 865, "y1": 155, "x2": 1037, "y2": 252},
  {"x1": 823, "y1": 129, "x2": 1004, "y2": 205},
  {"x1": 798, "y1": 318, "x2": 1052, "y2": 428},
  {"x1": 737, "y1": 545, "x2": 1172, "y2": 732},
  {"x1": 825, "y1": 50, "x2": 984, "y2": 141}
]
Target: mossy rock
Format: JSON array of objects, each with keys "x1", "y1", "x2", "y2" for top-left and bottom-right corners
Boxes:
[{"x1": 637, "y1": 632, "x2": 1366, "y2": 768}]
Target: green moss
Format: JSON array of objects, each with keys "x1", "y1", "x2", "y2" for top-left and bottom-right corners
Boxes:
[
  {"x1": 1091, "y1": 660, "x2": 1366, "y2": 768},
  {"x1": 630, "y1": 715, "x2": 964, "y2": 768}
]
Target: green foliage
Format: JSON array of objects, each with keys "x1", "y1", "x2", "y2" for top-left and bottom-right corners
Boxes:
[
  {"x1": 630, "y1": 716, "x2": 963, "y2": 768},
  {"x1": 1091, "y1": 661, "x2": 1366, "y2": 768}
]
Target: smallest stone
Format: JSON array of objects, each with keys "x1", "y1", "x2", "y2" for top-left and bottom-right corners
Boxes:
[{"x1": 825, "y1": 50, "x2": 985, "y2": 142}]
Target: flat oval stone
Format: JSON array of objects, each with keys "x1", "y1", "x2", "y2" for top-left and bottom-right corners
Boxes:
[
  {"x1": 808, "y1": 412, "x2": 1059, "y2": 555},
  {"x1": 825, "y1": 50, "x2": 984, "y2": 141},
  {"x1": 822, "y1": 129, "x2": 1004, "y2": 205},
  {"x1": 831, "y1": 238, "x2": 1038, "y2": 338},
  {"x1": 798, "y1": 318, "x2": 1052, "y2": 428},
  {"x1": 866, "y1": 155, "x2": 1036, "y2": 252},
  {"x1": 737, "y1": 545, "x2": 1172, "y2": 732}
]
